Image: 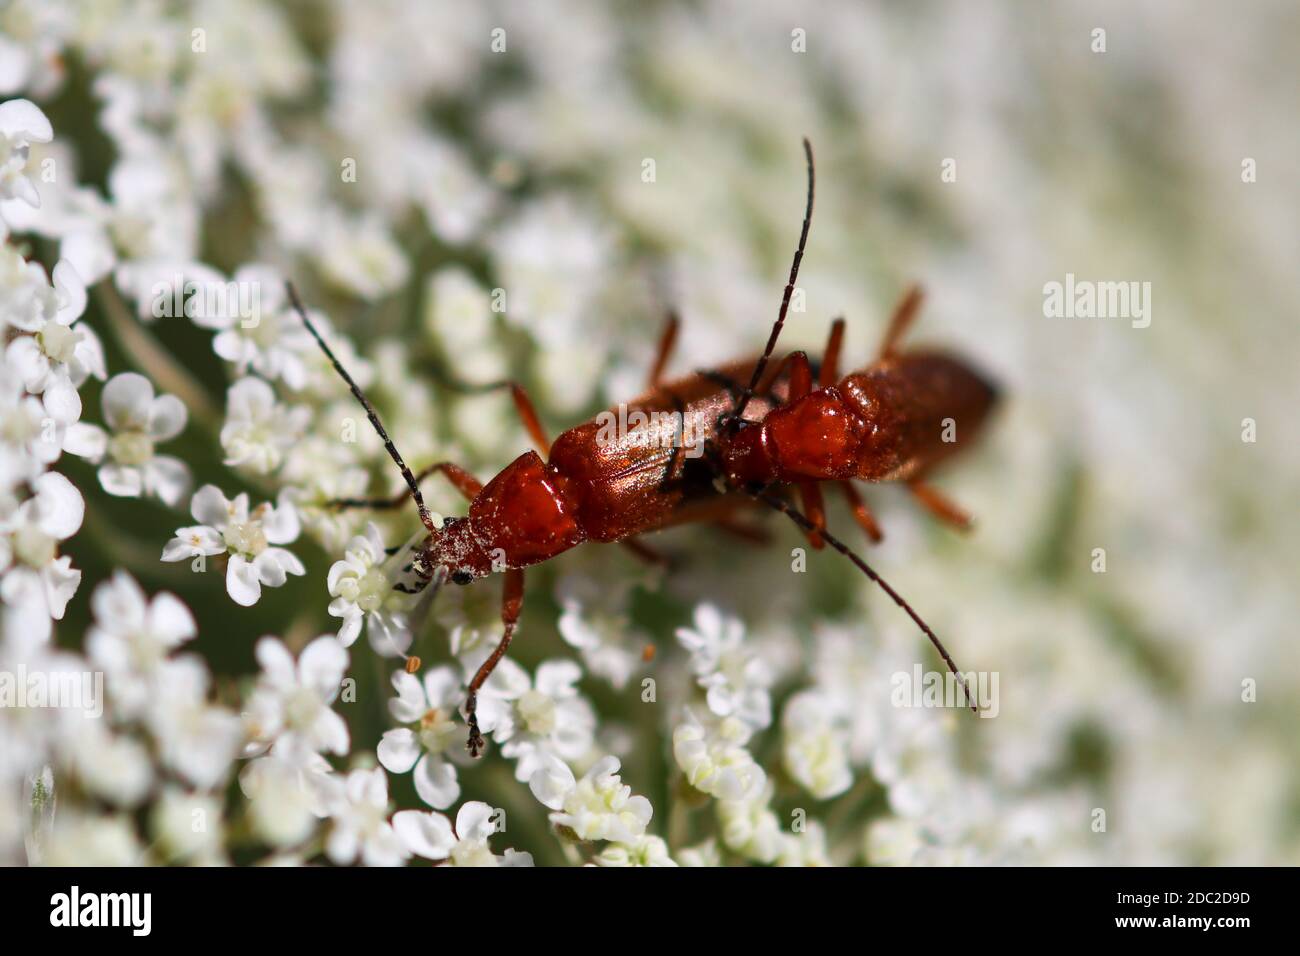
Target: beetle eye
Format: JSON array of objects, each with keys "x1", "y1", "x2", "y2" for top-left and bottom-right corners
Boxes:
[{"x1": 450, "y1": 570, "x2": 474, "y2": 586}]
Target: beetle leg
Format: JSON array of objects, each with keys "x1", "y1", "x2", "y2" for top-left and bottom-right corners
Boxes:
[
  {"x1": 657, "y1": 392, "x2": 688, "y2": 492},
  {"x1": 775, "y1": 347, "x2": 820, "y2": 554},
  {"x1": 878, "y1": 284, "x2": 924, "y2": 360},
  {"x1": 331, "y1": 461, "x2": 483, "y2": 509},
  {"x1": 431, "y1": 372, "x2": 550, "y2": 456},
  {"x1": 714, "y1": 517, "x2": 772, "y2": 545},
  {"x1": 464, "y1": 567, "x2": 525, "y2": 757},
  {"x1": 508, "y1": 383, "x2": 550, "y2": 455},
  {"x1": 772, "y1": 350, "x2": 813, "y2": 399},
  {"x1": 839, "y1": 481, "x2": 884, "y2": 543},
  {"x1": 819, "y1": 317, "x2": 845, "y2": 388},
  {"x1": 647, "y1": 310, "x2": 681, "y2": 389},
  {"x1": 907, "y1": 479, "x2": 973, "y2": 532},
  {"x1": 772, "y1": 352, "x2": 824, "y2": 547},
  {"x1": 798, "y1": 481, "x2": 827, "y2": 549},
  {"x1": 621, "y1": 537, "x2": 672, "y2": 567}
]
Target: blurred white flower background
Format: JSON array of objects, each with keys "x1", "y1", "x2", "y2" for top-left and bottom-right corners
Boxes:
[{"x1": 1, "y1": 0, "x2": 1297, "y2": 866}]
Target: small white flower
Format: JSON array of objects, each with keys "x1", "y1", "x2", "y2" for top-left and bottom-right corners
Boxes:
[
  {"x1": 0, "y1": 243, "x2": 56, "y2": 334},
  {"x1": 528, "y1": 754, "x2": 653, "y2": 844},
  {"x1": 412, "y1": 139, "x2": 496, "y2": 244},
  {"x1": 0, "y1": 372, "x2": 70, "y2": 476},
  {"x1": 4, "y1": 260, "x2": 104, "y2": 423},
  {"x1": 239, "y1": 754, "x2": 329, "y2": 849},
  {"x1": 672, "y1": 708, "x2": 766, "y2": 802},
  {"x1": 780, "y1": 690, "x2": 853, "y2": 800},
  {"x1": 243, "y1": 635, "x2": 350, "y2": 762},
  {"x1": 422, "y1": 267, "x2": 508, "y2": 382},
  {"x1": 326, "y1": 521, "x2": 416, "y2": 651},
  {"x1": 437, "y1": 573, "x2": 505, "y2": 660},
  {"x1": 676, "y1": 603, "x2": 772, "y2": 730},
  {"x1": 0, "y1": 470, "x2": 83, "y2": 643},
  {"x1": 676, "y1": 839, "x2": 722, "y2": 868},
  {"x1": 67, "y1": 372, "x2": 191, "y2": 505},
  {"x1": 0, "y1": 98, "x2": 53, "y2": 209},
  {"x1": 393, "y1": 801, "x2": 533, "y2": 867},
  {"x1": 717, "y1": 792, "x2": 783, "y2": 864},
  {"x1": 312, "y1": 211, "x2": 409, "y2": 301},
  {"x1": 151, "y1": 788, "x2": 224, "y2": 863},
  {"x1": 41, "y1": 813, "x2": 142, "y2": 867},
  {"x1": 479, "y1": 658, "x2": 596, "y2": 782},
  {"x1": 70, "y1": 721, "x2": 153, "y2": 808},
  {"x1": 192, "y1": 264, "x2": 318, "y2": 389},
  {"x1": 377, "y1": 667, "x2": 465, "y2": 810},
  {"x1": 593, "y1": 834, "x2": 678, "y2": 867},
  {"x1": 280, "y1": 437, "x2": 371, "y2": 551},
  {"x1": 489, "y1": 195, "x2": 610, "y2": 350},
  {"x1": 555, "y1": 573, "x2": 642, "y2": 689},
  {"x1": 220, "y1": 376, "x2": 309, "y2": 474},
  {"x1": 776, "y1": 821, "x2": 831, "y2": 867},
  {"x1": 85, "y1": 570, "x2": 196, "y2": 718},
  {"x1": 144, "y1": 656, "x2": 243, "y2": 791},
  {"x1": 161, "y1": 484, "x2": 304, "y2": 606},
  {"x1": 323, "y1": 766, "x2": 406, "y2": 867},
  {"x1": 864, "y1": 815, "x2": 928, "y2": 867}
]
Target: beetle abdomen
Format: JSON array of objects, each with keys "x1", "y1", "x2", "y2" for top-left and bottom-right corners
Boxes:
[{"x1": 840, "y1": 350, "x2": 999, "y2": 481}]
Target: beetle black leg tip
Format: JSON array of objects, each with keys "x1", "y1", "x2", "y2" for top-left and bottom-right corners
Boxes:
[{"x1": 466, "y1": 717, "x2": 485, "y2": 758}]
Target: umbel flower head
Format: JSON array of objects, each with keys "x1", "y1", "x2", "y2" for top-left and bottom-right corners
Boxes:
[{"x1": 0, "y1": 1, "x2": 1294, "y2": 871}]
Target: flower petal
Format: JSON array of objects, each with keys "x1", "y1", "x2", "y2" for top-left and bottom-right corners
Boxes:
[
  {"x1": 392, "y1": 810, "x2": 455, "y2": 860},
  {"x1": 312, "y1": 708, "x2": 350, "y2": 756},
  {"x1": 226, "y1": 554, "x2": 262, "y2": 606},
  {"x1": 190, "y1": 484, "x2": 231, "y2": 526},
  {"x1": 454, "y1": 801, "x2": 495, "y2": 842},
  {"x1": 413, "y1": 755, "x2": 460, "y2": 810},
  {"x1": 146, "y1": 591, "x2": 196, "y2": 646},
  {"x1": 0, "y1": 98, "x2": 52, "y2": 142},
  {"x1": 147, "y1": 394, "x2": 187, "y2": 441},
  {"x1": 33, "y1": 471, "x2": 84, "y2": 539},
  {"x1": 254, "y1": 637, "x2": 297, "y2": 688},
  {"x1": 99, "y1": 463, "x2": 144, "y2": 498},
  {"x1": 299, "y1": 636, "x2": 348, "y2": 697},
  {"x1": 63, "y1": 422, "x2": 107, "y2": 461},
  {"x1": 254, "y1": 551, "x2": 288, "y2": 588},
  {"x1": 377, "y1": 729, "x2": 421, "y2": 773},
  {"x1": 388, "y1": 671, "x2": 427, "y2": 723},
  {"x1": 52, "y1": 261, "x2": 87, "y2": 324},
  {"x1": 144, "y1": 455, "x2": 191, "y2": 507},
  {"x1": 261, "y1": 499, "x2": 300, "y2": 544},
  {"x1": 41, "y1": 376, "x2": 81, "y2": 424},
  {"x1": 527, "y1": 755, "x2": 576, "y2": 811},
  {"x1": 101, "y1": 372, "x2": 155, "y2": 431}
]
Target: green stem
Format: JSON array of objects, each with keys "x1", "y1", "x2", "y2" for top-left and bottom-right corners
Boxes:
[{"x1": 95, "y1": 283, "x2": 222, "y2": 430}]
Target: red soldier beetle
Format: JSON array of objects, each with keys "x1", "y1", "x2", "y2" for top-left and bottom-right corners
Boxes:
[{"x1": 286, "y1": 137, "x2": 998, "y2": 753}]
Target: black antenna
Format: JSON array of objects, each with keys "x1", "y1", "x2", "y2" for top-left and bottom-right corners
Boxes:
[
  {"x1": 285, "y1": 282, "x2": 438, "y2": 536},
  {"x1": 752, "y1": 488, "x2": 979, "y2": 713},
  {"x1": 731, "y1": 137, "x2": 815, "y2": 425}
]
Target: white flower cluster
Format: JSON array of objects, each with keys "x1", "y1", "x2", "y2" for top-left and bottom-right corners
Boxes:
[{"x1": 2, "y1": 0, "x2": 1295, "y2": 868}]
